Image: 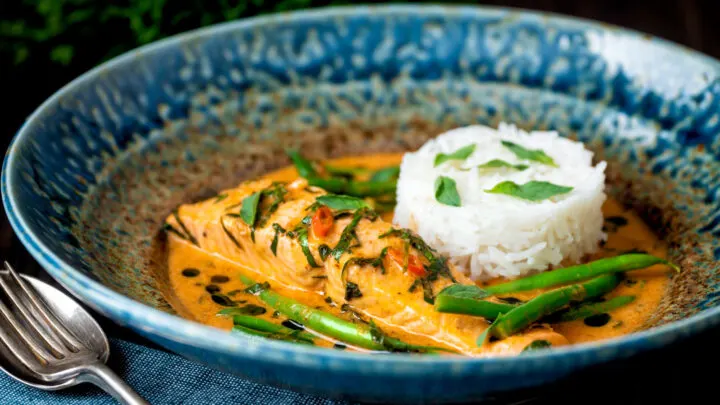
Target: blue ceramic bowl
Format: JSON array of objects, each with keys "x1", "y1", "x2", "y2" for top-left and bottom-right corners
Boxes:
[{"x1": 4, "y1": 5, "x2": 720, "y2": 403}]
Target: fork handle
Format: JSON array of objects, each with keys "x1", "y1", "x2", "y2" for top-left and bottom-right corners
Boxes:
[{"x1": 77, "y1": 362, "x2": 149, "y2": 405}]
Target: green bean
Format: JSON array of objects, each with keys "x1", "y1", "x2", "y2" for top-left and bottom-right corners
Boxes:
[
  {"x1": 484, "y1": 254, "x2": 678, "y2": 295},
  {"x1": 286, "y1": 149, "x2": 318, "y2": 178},
  {"x1": 231, "y1": 325, "x2": 267, "y2": 337},
  {"x1": 325, "y1": 165, "x2": 370, "y2": 178},
  {"x1": 369, "y1": 166, "x2": 400, "y2": 182},
  {"x1": 434, "y1": 293, "x2": 516, "y2": 319},
  {"x1": 307, "y1": 177, "x2": 396, "y2": 197},
  {"x1": 479, "y1": 274, "x2": 622, "y2": 344},
  {"x1": 237, "y1": 273, "x2": 451, "y2": 353},
  {"x1": 231, "y1": 315, "x2": 316, "y2": 342},
  {"x1": 231, "y1": 325, "x2": 314, "y2": 345},
  {"x1": 551, "y1": 295, "x2": 636, "y2": 323},
  {"x1": 286, "y1": 150, "x2": 398, "y2": 197}
]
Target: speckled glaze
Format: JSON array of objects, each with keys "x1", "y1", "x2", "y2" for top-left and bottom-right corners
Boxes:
[{"x1": 3, "y1": 5, "x2": 720, "y2": 403}]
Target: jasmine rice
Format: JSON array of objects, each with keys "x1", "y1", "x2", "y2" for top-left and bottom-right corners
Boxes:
[{"x1": 393, "y1": 123, "x2": 607, "y2": 281}]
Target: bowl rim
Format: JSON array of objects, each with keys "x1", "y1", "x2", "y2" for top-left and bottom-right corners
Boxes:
[{"x1": 3, "y1": 3, "x2": 720, "y2": 375}]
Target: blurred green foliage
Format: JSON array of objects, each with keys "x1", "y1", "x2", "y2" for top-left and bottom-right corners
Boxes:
[
  {"x1": 0, "y1": 0, "x2": 379, "y2": 68},
  {"x1": 0, "y1": 0, "x2": 475, "y2": 144}
]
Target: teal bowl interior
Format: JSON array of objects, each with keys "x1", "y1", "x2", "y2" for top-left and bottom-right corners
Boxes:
[{"x1": 4, "y1": 5, "x2": 720, "y2": 403}]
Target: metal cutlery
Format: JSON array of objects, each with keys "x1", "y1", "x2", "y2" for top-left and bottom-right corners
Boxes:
[{"x1": 0, "y1": 262, "x2": 148, "y2": 404}]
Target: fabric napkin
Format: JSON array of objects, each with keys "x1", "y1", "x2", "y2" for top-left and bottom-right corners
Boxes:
[{"x1": 0, "y1": 336, "x2": 354, "y2": 405}]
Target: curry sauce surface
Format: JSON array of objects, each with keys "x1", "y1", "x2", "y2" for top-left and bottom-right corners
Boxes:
[{"x1": 167, "y1": 153, "x2": 670, "y2": 351}]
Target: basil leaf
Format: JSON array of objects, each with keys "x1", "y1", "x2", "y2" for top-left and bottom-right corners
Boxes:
[
  {"x1": 286, "y1": 149, "x2": 318, "y2": 178},
  {"x1": 522, "y1": 340, "x2": 552, "y2": 352},
  {"x1": 434, "y1": 144, "x2": 476, "y2": 167},
  {"x1": 318, "y1": 244, "x2": 331, "y2": 260},
  {"x1": 485, "y1": 181, "x2": 573, "y2": 202},
  {"x1": 171, "y1": 209, "x2": 199, "y2": 246},
  {"x1": 437, "y1": 284, "x2": 490, "y2": 300},
  {"x1": 298, "y1": 229, "x2": 320, "y2": 267},
  {"x1": 240, "y1": 192, "x2": 261, "y2": 226},
  {"x1": 316, "y1": 195, "x2": 370, "y2": 211},
  {"x1": 501, "y1": 141, "x2": 557, "y2": 167},
  {"x1": 221, "y1": 217, "x2": 244, "y2": 251},
  {"x1": 270, "y1": 223, "x2": 286, "y2": 256},
  {"x1": 434, "y1": 176, "x2": 462, "y2": 207},
  {"x1": 257, "y1": 183, "x2": 288, "y2": 227},
  {"x1": 477, "y1": 159, "x2": 529, "y2": 171},
  {"x1": 245, "y1": 282, "x2": 270, "y2": 295},
  {"x1": 331, "y1": 210, "x2": 365, "y2": 260},
  {"x1": 345, "y1": 281, "x2": 363, "y2": 301},
  {"x1": 370, "y1": 166, "x2": 400, "y2": 182}
]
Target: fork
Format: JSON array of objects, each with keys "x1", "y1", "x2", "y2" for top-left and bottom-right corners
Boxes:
[{"x1": 0, "y1": 262, "x2": 148, "y2": 404}]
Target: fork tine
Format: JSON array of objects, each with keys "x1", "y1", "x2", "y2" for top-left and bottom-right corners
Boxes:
[
  {"x1": 0, "y1": 297, "x2": 54, "y2": 369},
  {"x1": 4, "y1": 262, "x2": 84, "y2": 351},
  {"x1": 0, "y1": 273, "x2": 68, "y2": 356}
]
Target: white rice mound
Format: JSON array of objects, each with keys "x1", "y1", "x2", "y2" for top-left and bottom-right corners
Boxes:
[{"x1": 393, "y1": 123, "x2": 607, "y2": 281}]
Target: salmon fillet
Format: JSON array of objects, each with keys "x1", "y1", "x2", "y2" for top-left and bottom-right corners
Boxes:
[{"x1": 165, "y1": 178, "x2": 567, "y2": 355}]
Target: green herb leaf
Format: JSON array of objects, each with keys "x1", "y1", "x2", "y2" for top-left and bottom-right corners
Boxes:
[
  {"x1": 485, "y1": 181, "x2": 573, "y2": 202},
  {"x1": 434, "y1": 176, "x2": 462, "y2": 207},
  {"x1": 316, "y1": 195, "x2": 371, "y2": 211},
  {"x1": 214, "y1": 194, "x2": 229, "y2": 203},
  {"x1": 345, "y1": 281, "x2": 363, "y2": 301},
  {"x1": 370, "y1": 166, "x2": 400, "y2": 182},
  {"x1": 240, "y1": 192, "x2": 261, "y2": 226},
  {"x1": 286, "y1": 149, "x2": 318, "y2": 178},
  {"x1": 217, "y1": 304, "x2": 268, "y2": 316},
  {"x1": 477, "y1": 159, "x2": 529, "y2": 171},
  {"x1": 164, "y1": 223, "x2": 189, "y2": 242},
  {"x1": 221, "y1": 217, "x2": 243, "y2": 251},
  {"x1": 260, "y1": 185, "x2": 287, "y2": 225},
  {"x1": 331, "y1": 210, "x2": 366, "y2": 260},
  {"x1": 171, "y1": 209, "x2": 199, "y2": 246},
  {"x1": 522, "y1": 340, "x2": 552, "y2": 352},
  {"x1": 298, "y1": 229, "x2": 320, "y2": 268},
  {"x1": 501, "y1": 141, "x2": 557, "y2": 167},
  {"x1": 437, "y1": 284, "x2": 490, "y2": 300},
  {"x1": 245, "y1": 282, "x2": 270, "y2": 295},
  {"x1": 380, "y1": 228, "x2": 456, "y2": 284},
  {"x1": 340, "y1": 248, "x2": 389, "y2": 282},
  {"x1": 270, "y1": 223, "x2": 286, "y2": 256},
  {"x1": 434, "y1": 144, "x2": 476, "y2": 167},
  {"x1": 318, "y1": 244, "x2": 331, "y2": 260},
  {"x1": 420, "y1": 278, "x2": 435, "y2": 304}
]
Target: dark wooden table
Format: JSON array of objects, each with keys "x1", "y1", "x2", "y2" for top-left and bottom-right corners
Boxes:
[{"x1": 2, "y1": 1, "x2": 719, "y2": 403}]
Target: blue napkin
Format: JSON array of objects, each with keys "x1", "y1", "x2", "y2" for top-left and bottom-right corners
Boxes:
[{"x1": 0, "y1": 337, "x2": 353, "y2": 405}]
